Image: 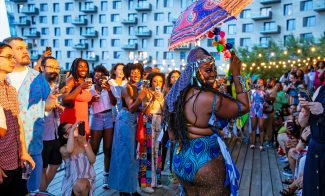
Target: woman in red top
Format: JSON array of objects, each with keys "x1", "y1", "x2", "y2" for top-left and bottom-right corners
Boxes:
[{"x1": 60, "y1": 58, "x2": 93, "y2": 138}]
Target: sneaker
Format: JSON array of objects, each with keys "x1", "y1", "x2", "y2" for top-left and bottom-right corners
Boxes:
[
  {"x1": 282, "y1": 170, "x2": 293, "y2": 177},
  {"x1": 141, "y1": 187, "x2": 155, "y2": 193},
  {"x1": 102, "y1": 173, "x2": 109, "y2": 189},
  {"x1": 156, "y1": 184, "x2": 163, "y2": 188},
  {"x1": 280, "y1": 157, "x2": 288, "y2": 163}
]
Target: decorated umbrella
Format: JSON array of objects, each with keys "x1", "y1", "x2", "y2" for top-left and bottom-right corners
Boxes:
[{"x1": 169, "y1": 0, "x2": 252, "y2": 57}]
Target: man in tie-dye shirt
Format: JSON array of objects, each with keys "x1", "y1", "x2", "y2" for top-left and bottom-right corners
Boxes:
[{"x1": 4, "y1": 37, "x2": 56, "y2": 192}]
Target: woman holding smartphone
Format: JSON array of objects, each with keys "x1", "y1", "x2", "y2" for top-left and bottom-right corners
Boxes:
[
  {"x1": 58, "y1": 122, "x2": 96, "y2": 196},
  {"x1": 60, "y1": 58, "x2": 94, "y2": 139},
  {"x1": 138, "y1": 72, "x2": 165, "y2": 193}
]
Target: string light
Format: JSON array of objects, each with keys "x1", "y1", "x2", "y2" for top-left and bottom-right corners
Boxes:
[
  {"x1": 283, "y1": 51, "x2": 288, "y2": 55},
  {"x1": 311, "y1": 47, "x2": 316, "y2": 52},
  {"x1": 297, "y1": 49, "x2": 301, "y2": 54}
]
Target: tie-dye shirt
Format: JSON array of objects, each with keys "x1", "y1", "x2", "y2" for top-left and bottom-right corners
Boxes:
[{"x1": 8, "y1": 67, "x2": 50, "y2": 155}]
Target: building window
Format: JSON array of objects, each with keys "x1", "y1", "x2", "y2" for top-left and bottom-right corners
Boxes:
[
  {"x1": 142, "y1": 13, "x2": 148, "y2": 23},
  {"x1": 113, "y1": 26, "x2": 122, "y2": 34},
  {"x1": 53, "y1": 3, "x2": 59, "y2": 13},
  {"x1": 264, "y1": 22, "x2": 276, "y2": 31},
  {"x1": 40, "y1": 39, "x2": 48, "y2": 46},
  {"x1": 40, "y1": 3, "x2": 48, "y2": 11},
  {"x1": 260, "y1": 37, "x2": 271, "y2": 47},
  {"x1": 300, "y1": 0, "x2": 313, "y2": 11},
  {"x1": 128, "y1": 14, "x2": 137, "y2": 20},
  {"x1": 228, "y1": 24, "x2": 236, "y2": 35},
  {"x1": 102, "y1": 51, "x2": 109, "y2": 60},
  {"x1": 128, "y1": 0, "x2": 134, "y2": 10},
  {"x1": 67, "y1": 51, "x2": 74, "y2": 59},
  {"x1": 242, "y1": 23, "x2": 253, "y2": 33},
  {"x1": 227, "y1": 38, "x2": 235, "y2": 45},
  {"x1": 287, "y1": 19, "x2": 295, "y2": 31},
  {"x1": 163, "y1": 26, "x2": 173, "y2": 34},
  {"x1": 142, "y1": 39, "x2": 147, "y2": 48},
  {"x1": 154, "y1": 39, "x2": 164, "y2": 47},
  {"x1": 207, "y1": 39, "x2": 213, "y2": 47},
  {"x1": 240, "y1": 9, "x2": 251, "y2": 19},
  {"x1": 65, "y1": 63, "x2": 69, "y2": 70},
  {"x1": 128, "y1": 39, "x2": 137, "y2": 45},
  {"x1": 64, "y1": 15, "x2": 72, "y2": 23},
  {"x1": 66, "y1": 27, "x2": 74, "y2": 35},
  {"x1": 240, "y1": 38, "x2": 251, "y2": 47},
  {"x1": 211, "y1": 52, "x2": 220, "y2": 61},
  {"x1": 52, "y1": 16, "x2": 58, "y2": 25},
  {"x1": 283, "y1": 4, "x2": 292, "y2": 16},
  {"x1": 111, "y1": 14, "x2": 120, "y2": 22},
  {"x1": 55, "y1": 51, "x2": 62, "y2": 59},
  {"x1": 180, "y1": 52, "x2": 187, "y2": 60},
  {"x1": 300, "y1": 33, "x2": 313, "y2": 42},
  {"x1": 284, "y1": 35, "x2": 293, "y2": 46},
  {"x1": 102, "y1": 27, "x2": 108, "y2": 36},
  {"x1": 155, "y1": 13, "x2": 164, "y2": 21},
  {"x1": 65, "y1": 3, "x2": 73, "y2": 11},
  {"x1": 101, "y1": 1, "x2": 108, "y2": 11},
  {"x1": 41, "y1": 28, "x2": 49, "y2": 35},
  {"x1": 111, "y1": 39, "x2": 120, "y2": 47},
  {"x1": 54, "y1": 28, "x2": 60, "y2": 36},
  {"x1": 163, "y1": 52, "x2": 174, "y2": 60},
  {"x1": 100, "y1": 39, "x2": 107, "y2": 48},
  {"x1": 129, "y1": 26, "x2": 135, "y2": 36},
  {"x1": 113, "y1": 1, "x2": 122, "y2": 9},
  {"x1": 156, "y1": 26, "x2": 159, "y2": 35},
  {"x1": 39, "y1": 16, "x2": 47, "y2": 24},
  {"x1": 303, "y1": 16, "x2": 316, "y2": 27},
  {"x1": 114, "y1": 51, "x2": 122, "y2": 59},
  {"x1": 164, "y1": 0, "x2": 173, "y2": 8},
  {"x1": 99, "y1": 14, "x2": 106, "y2": 23},
  {"x1": 64, "y1": 39, "x2": 72, "y2": 47},
  {"x1": 53, "y1": 39, "x2": 59, "y2": 48},
  {"x1": 260, "y1": 7, "x2": 271, "y2": 16}
]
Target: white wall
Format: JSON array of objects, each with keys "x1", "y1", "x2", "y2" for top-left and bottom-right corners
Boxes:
[{"x1": 0, "y1": 0, "x2": 11, "y2": 41}]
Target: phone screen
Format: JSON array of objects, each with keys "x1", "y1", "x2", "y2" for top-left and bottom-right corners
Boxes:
[
  {"x1": 78, "y1": 121, "x2": 85, "y2": 136},
  {"x1": 59, "y1": 74, "x2": 67, "y2": 90},
  {"x1": 298, "y1": 88, "x2": 312, "y2": 102}
]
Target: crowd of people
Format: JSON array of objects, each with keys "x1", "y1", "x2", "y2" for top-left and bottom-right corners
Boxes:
[{"x1": 0, "y1": 36, "x2": 324, "y2": 196}]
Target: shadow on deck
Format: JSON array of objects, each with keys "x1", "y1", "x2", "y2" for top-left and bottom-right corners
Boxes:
[{"x1": 48, "y1": 138, "x2": 287, "y2": 195}]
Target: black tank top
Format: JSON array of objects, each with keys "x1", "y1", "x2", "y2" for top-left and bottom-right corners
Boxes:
[{"x1": 122, "y1": 84, "x2": 138, "y2": 108}]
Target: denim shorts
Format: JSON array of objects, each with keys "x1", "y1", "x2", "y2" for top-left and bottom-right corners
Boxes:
[{"x1": 90, "y1": 111, "x2": 113, "y2": 130}]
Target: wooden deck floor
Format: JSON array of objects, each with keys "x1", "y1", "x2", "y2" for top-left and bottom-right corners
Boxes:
[{"x1": 48, "y1": 139, "x2": 287, "y2": 196}]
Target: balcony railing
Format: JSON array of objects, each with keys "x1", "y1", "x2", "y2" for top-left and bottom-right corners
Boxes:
[
  {"x1": 71, "y1": 18, "x2": 88, "y2": 25},
  {"x1": 80, "y1": 6, "x2": 98, "y2": 13},
  {"x1": 135, "y1": 3, "x2": 152, "y2": 11},
  {"x1": 122, "y1": 44, "x2": 138, "y2": 50},
  {"x1": 251, "y1": 11, "x2": 272, "y2": 20},
  {"x1": 85, "y1": 55, "x2": 99, "y2": 62},
  {"x1": 260, "y1": 25, "x2": 281, "y2": 34},
  {"x1": 121, "y1": 18, "x2": 138, "y2": 25},
  {"x1": 30, "y1": 54, "x2": 40, "y2": 60},
  {"x1": 10, "y1": 0, "x2": 27, "y2": 2},
  {"x1": 14, "y1": 20, "x2": 31, "y2": 26},
  {"x1": 23, "y1": 31, "x2": 40, "y2": 38},
  {"x1": 260, "y1": 0, "x2": 281, "y2": 5},
  {"x1": 20, "y1": 7, "x2": 39, "y2": 14},
  {"x1": 81, "y1": 31, "x2": 98, "y2": 37},
  {"x1": 135, "y1": 30, "x2": 152, "y2": 37},
  {"x1": 314, "y1": 0, "x2": 325, "y2": 12},
  {"x1": 73, "y1": 43, "x2": 88, "y2": 50}
]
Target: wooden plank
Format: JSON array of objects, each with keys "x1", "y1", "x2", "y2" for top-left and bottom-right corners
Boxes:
[
  {"x1": 239, "y1": 144, "x2": 253, "y2": 191},
  {"x1": 236, "y1": 142, "x2": 248, "y2": 184},
  {"x1": 269, "y1": 148, "x2": 284, "y2": 194},
  {"x1": 250, "y1": 150, "x2": 261, "y2": 196},
  {"x1": 261, "y1": 149, "x2": 273, "y2": 196},
  {"x1": 231, "y1": 139, "x2": 242, "y2": 163}
]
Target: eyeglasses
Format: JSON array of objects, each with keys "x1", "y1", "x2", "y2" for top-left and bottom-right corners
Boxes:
[
  {"x1": 0, "y1": 55, "x2": 15, "y2": 61},
  {"x1": 45, "y1": 65, "x2": 60, "y2": 71}
]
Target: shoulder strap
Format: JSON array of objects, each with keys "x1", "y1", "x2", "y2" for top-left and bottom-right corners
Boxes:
[{"x1": 211, "y1": 93, "x2": 217, "y2": 113}]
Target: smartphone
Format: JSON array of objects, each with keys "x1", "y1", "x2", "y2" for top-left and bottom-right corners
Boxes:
[
  {"x1": 142, "y1": 80, "x2": 150, "y2": 88},
  {"x1": 46, "y1": 46, "x2": 52, "y2": 52},
  {"x1": 298, "y1": 88, "x2": 312, "y2": 102},
  {"x1": 58, "y1": 74, "x2": 67, "y2": 90},
  {"x1": 155, "y1": 86, "x2": 161, "y2": 92},
  {"x1": 78, "y1": 121, "x2": 85, "y2": 136}
]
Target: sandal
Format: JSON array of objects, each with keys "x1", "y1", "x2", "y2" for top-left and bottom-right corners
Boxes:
[
  {"x1": 279, "y1": 187, "x2": 295, "y2": 195},
  {"x1": 282, "y1": 178, "x2": 294, "y2": 185},
  {"x1": 250, "y1": 145, "x2": 255, "y2": 149}
]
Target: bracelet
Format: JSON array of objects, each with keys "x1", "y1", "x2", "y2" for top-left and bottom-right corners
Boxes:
[
  {"x1": 84, "y1": 143, "x2": 88, "y2": 148},
  {"x1": 300, "y1": 136, "x2": 307, "y2": 144},
  {"x1": 235, "y1": 101, "x2": 242, "y2": 115}
]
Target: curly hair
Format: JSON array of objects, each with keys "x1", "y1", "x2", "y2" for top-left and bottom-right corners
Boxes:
[
  {"x1": 166, "y1": 70, "x2": 181, "y2": 88},
  {"x1": 110, "y1": 63, "x2": 125, "y2": 79},
  {"x1": 69, "y1": 58, "x2": 89, "y2": 80},
  {"x1": 123, "y1": 63, "x2": 144, "y2": 79},
  {"x1": 147, "y1": 72, "x2": 165, "y2": 88},
  {"x1": 94, "y1": 64, "x2": 109, "y2": 77}
]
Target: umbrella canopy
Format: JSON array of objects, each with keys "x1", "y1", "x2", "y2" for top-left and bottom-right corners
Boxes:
[{"x1": 169, "y1": 0, "x2": 252, "y2": 50}]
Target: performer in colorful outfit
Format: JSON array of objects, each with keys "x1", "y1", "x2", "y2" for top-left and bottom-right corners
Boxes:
[{"x1": 165, "y1": 47, "x2": 250, "y2": 196}]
